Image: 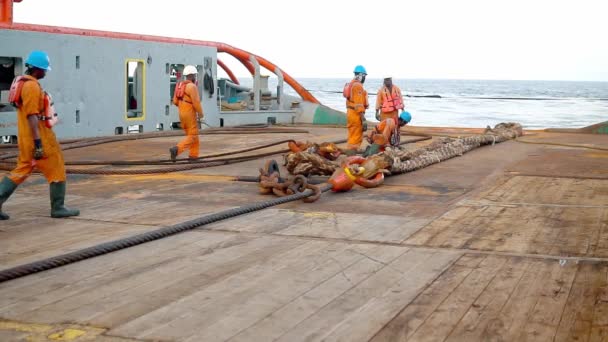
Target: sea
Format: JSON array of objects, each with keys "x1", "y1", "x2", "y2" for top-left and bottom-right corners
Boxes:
[{"x1": 246, "y1": 78, "x2": 608, "y2": 129}]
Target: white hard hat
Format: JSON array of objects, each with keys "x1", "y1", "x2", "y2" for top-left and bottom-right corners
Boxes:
[
  {"x1": 383, "y1": 75, "x2": 392, "y2": 80},
  {"x1": 183, "y1": 65, "x2": 198, "y2": 76}
]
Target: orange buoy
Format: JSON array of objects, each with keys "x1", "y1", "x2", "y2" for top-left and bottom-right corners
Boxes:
[
  {"x1": 328, "y1": 156, "x2": 366, "y2": 192},
  {"x1": 328, "y1": 167, "x2": 357, "y2": 192}
]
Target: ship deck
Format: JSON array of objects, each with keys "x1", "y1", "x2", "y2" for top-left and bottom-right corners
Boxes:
[{"x1": 0, "y1": 125, "x2": 607, "y2": 341}]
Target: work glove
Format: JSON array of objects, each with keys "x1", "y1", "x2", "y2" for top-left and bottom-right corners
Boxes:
[
  {"x1": 366, "y1": 132, "x2": 374, "y2": 144},
  {"x1": 33, "y1": 139, "x2": 44, "y2": 160}
]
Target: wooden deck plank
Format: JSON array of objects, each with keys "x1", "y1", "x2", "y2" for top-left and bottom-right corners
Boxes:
[
  {"x1": 590, "y1": 209, "x2": 608, "y2": 257},
  {"x1": 406, "y1": 205, "x2": 606, "y2": 257},
  {"x1": 321, "y1": 250, "x2": 461, "y2": 342},
  {"x1": 371, "y1": 254, "x2": 486, "y2": 341},
  {"x1": 85, "y1": 235, "x2": 300, "y2": 328},
  {"x1": 28, "y1": 235, "x2": 301, "y2": 325},
  {"x1": 406, "y1": 255, "x2": 507, "y2": 342},
  {"x1": 554, "y1": 262, "x2": 608, "y2": 342},
  {"x1": 401, "y1": 206, "x2": 472, "y2": 247},
  {"x1": 110, "y1": 240, "x2": 398, "y2": 341},
  {"x1": 482, "y1": 177, "x2": 608, "y2": 206},
  {"x1": 273, "y1": 249, "x2": 458, "y2": 342},
  {"x1": 229, "y1": 245, "x2": 411, "y2": 342},
  {"x1": 0, "y1": 232, "x2": 238, "y2": 319},
  {"x1": 445, "y1": 256, "x2": 532, "y2": 341},
  {"x1": 517, "y1": 259, "x2": 578, "y2": 341},
  {"x1": 182, "y1": 244, "x2": 412, "y2": 342},
  {"x1": 0, "y1": 231, "x2": 223, "y2": 312},
  {"x1": 206, "y1": 209, "x2": 429, "y2": 244},
  {"x1": 0, "y1": 219, "x2": 156, "y2": 269},
  {"x1": 589, "y1": 265, "x2": 608, "y2": 342},
  {"x1": 101, "y1": 240, "x2": 364, "y2": 336},
  {"x1": 487, "y1": 259, "x2": 562, "y2": 341}
]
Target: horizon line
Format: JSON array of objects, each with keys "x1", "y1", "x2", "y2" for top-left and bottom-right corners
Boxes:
[{"x1": 228, "y1": 76, "x2": 608, "y2": 83}]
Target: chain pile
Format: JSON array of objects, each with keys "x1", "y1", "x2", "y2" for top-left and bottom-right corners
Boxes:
[{"x1": 258, "y1": 160, "x2": 323, "y2": 203}]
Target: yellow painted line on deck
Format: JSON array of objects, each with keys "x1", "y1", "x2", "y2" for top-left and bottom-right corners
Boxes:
[
  {"x1": 584, "y1": 152, "x2": 608, "y2": 158},
  {"x1": 0, "y1": 319, "x2": 117, "y2": 341},
  {"x1": 0, "y1": 319, "x2": 51, "y2": 334},
  {"x1": 48, "y1": 328, "x2": 86, "y2": 341},
  {"x1": 301, "y1": 211, "x2": 336, "y2": 219}
]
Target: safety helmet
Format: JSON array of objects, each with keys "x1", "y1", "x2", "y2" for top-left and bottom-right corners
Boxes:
[
  {"x1": 183, "y1": 65, "x2": 198, "y2": 76},
  {"x1": 383, "y1": 75, "x2": 392, "y2": 80},
  {"x1": 353, "y1": 65, "x2": 367, "y2": 75},
  {"x1": 399, "y1": 111, "x2": 412, "y2": 123},
  {"x1": 25, "y1": 50, "x2": 51, "y2": 71}
]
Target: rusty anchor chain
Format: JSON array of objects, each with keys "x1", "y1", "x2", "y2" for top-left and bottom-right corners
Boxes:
[{"x1": 258, "y1": 160, "x2": 323, "y2": 203}]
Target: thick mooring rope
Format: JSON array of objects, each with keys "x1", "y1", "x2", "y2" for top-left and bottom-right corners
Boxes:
[{"x1": 384, "y1": 123, "x2": 523, "y2": 174}]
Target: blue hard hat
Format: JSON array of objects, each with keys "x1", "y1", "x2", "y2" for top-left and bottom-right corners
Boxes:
[
  {"x1": 25, "y1": 51, "x2": 51, "y2": 71},
  {"x1": 353, "y1": 65, "x2": 367, "y2": 75},
  {"x1": 399, "y1": 111, "x2": 412, "y2": 123}
]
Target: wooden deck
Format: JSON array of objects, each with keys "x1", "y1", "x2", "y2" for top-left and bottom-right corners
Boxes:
[{"x1": 0, "y1": 127, "x2": 607, "y2": 341}]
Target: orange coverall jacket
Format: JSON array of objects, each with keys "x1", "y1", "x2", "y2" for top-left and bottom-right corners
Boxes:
[
  {"x1": 345, "y1": 80, "x2": 368, "y2": 149},
  {"x1": 173, "y1": 81, "x2": 204, "y2": 158},
  {"x1": 9, "y1": 75, "x2": 66, "y2": 185}
]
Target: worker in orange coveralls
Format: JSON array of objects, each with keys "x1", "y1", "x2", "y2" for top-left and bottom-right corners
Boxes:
[
  {"x1": 170, "y1": 65, "x2": 204, "y2": 161},
  {"x1": 364, "y1": 111, "x2": 412, "y2": 156},
  {"x1": 0, "y1": 51, "x2": 79, "y2": 220},
  {"x1": 344, "y1": 65, "x2": 369, "y2": 152},
  {"x1": 375, "y1": 76, "x2": 404, "y2": 122}
]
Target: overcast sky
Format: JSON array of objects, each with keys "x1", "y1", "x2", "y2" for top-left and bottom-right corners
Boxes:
[{"x1": 13, "y1": 0, "x2": 608, "y2": 81}]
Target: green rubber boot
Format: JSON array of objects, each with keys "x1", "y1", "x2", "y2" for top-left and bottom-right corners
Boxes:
[
  {"x1": 362, "y1": 143, "x2": 382, "y2": 157},
  {"x1": 343, "y1": 149, "x2": 357, "y2": 156},
  {"x1": 0, "y1": 177, "x2": 18, "y2": 220},
  {"x1": 50, "y1": 182, "x2": 80, "y2": 218},
  {"x1": 169, "y1": 146, "x2": 178, "y2": 162}
]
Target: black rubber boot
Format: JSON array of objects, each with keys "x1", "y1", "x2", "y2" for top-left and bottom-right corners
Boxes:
[
  {"x1": 169, "y1": 146, "x2": 178, "y2": 162},
  {"x1": 50, "y1": 182, "x2": 80, "y2": 218},
  {"x1": 0, "y1": 177, "x2": 18, "y2": 220}
]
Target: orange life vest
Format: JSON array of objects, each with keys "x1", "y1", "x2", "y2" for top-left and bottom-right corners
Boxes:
[
  {"x1": 343, "y1": 79, "x2": 358, "y2": 100},
  {"x1": 9, "y1": 76, "x2": 58, "y2": 128},
  {"x1": 42, "y1": 92, "x2": 58, "y2": 128},
  {"x1": 174, "y1": 80, "x2": 189, "y2": 101},
  {"x1": 8, "y1": 76, "x2": 28, "y2": 107},
  {"x1": 344, "y1": 80, "x2": 368, "y2": 111},
  {"x1": 380, "y1": 86, "x2": 404, "y2": 113}
]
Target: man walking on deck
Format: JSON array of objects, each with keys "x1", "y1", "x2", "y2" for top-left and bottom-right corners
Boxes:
[
  {"x1": 375, "y1": 76, "x2": 404, "y2": 122},
  {"x1": 170, "y1": 65, "x2": 204, "y2": 162},
  {"x1": 344, "y1": 65, "x2": 369, "y2": 152},
  {"x1": 0, "y1": 51, "x2": 79, "y2": 220}
]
